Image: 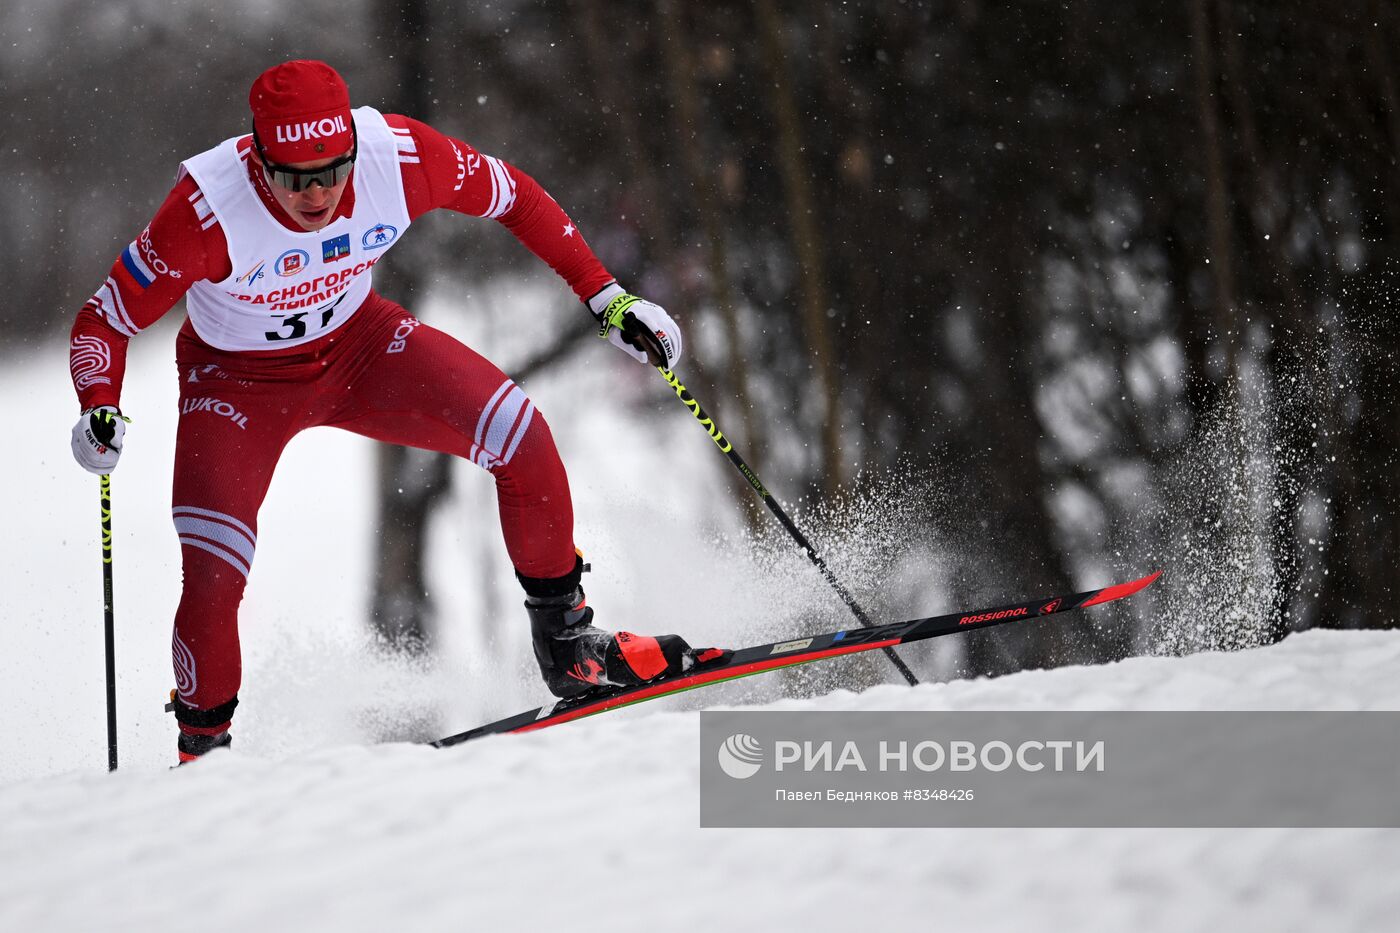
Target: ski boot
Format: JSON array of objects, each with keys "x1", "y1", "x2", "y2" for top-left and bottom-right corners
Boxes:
[
  {"x1": 527, "y1": 586, "x2": 719, "y2": 698},
  {"x1": 167, "y1": 690, "x2": 237, "y2": 765},
  {"x1": 177, "y1": 729, "x2": 232, "y2": 764},
  {"x1": 520, "y1": 556, "x2": 728, "y2": 699}
]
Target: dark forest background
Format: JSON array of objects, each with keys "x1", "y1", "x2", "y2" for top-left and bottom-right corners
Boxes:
[{"x1": 4, "y1": 0, "x2": 1395, "y2": 678}]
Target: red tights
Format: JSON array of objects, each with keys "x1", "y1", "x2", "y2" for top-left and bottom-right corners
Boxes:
[{"x1": 168, "y1": 292, "x2": 576, "y2": 732}]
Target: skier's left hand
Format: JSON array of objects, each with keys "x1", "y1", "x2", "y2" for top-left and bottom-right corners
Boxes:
[
  {"x1": 70, "y1": 406, "x2": 130, "y2": 475},
  {"x1": 588, "y1": 282, "x2": 683, "y2": 369}
]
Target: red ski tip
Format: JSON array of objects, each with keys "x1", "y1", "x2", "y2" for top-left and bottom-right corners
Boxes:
[{"x1": 1079, "y1": 570, "x2": 1162, "y2": 608}]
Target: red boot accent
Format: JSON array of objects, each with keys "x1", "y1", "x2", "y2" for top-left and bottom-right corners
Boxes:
[
  {"x1": 614, "y1": 632, "x2": 669, "y2": 681},
  {"x1": 567, "y1": 658, "x2": 605, "y2": 684}
]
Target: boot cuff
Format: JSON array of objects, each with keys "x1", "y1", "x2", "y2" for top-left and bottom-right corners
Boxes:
[{"x1": 517, "y1": 554, "x2": 585, "y2": 601}]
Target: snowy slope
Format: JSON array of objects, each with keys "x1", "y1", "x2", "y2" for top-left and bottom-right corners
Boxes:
[{"x1": 2, "y1": 629, "x2": 1400, "y2": 933}]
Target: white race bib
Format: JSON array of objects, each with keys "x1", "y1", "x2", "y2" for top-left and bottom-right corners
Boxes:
[{"x1": 180, "y1": 106, "x2": 412, "y2": 351}]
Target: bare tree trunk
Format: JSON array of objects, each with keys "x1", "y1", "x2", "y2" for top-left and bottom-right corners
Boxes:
[
  {"x1": 753, "y1": 0, "x2": 843, "y2": 497},
  {"x1": 1187, "y1": 0, "x2": 1238, "y2": 378},
  {"x1": 1216, "y1": 4, "x2": 1309, "y2": 643},
  {"x1": 1363, "y1": 0, "x2": 1400, "y2": 234},
  {"x1": 810, "y1": 3, "x2": 890, "y2": 464},
  {"x1": 369, "y1": 0, "x2": 454, "y2": 653},
  {"x1": 657, "y1": 0, "x2": 767, "y2": 496},
  {"x1": 573, "y1": 0, "x2": 765, "y2": 528},
  {"x1": 372, "y1": 447, "x2": 453, "y2": 649},
  {"x1": 568, "y1": 0, "x2": 676, "y2": 255},
  {"x1": 1179, "y1": 0, "x2": 1287, "y2": 652},
  {"x1": 1315, "y1": 4, "x2": 1400, "y2": 630},
  {"x1": 958, "y1": 238, "x2": 1080, "y2": 676}
]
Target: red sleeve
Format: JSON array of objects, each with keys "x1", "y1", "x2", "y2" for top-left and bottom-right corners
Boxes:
[
  {"x1": 385, "y1": 114, "x2": 614, "y2": 303},
  {"x1": 69, "y1": 174, "x2": 216, "y2": 410}
]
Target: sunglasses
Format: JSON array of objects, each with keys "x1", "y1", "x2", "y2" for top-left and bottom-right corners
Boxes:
[{"x1": 252, "y1": 124, "x2": 357, "y2": 192}]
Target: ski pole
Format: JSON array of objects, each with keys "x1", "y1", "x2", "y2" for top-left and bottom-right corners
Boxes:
[
  {"x1": 100, "y1": 474, "x2": 118, "y2": 771},
  {"x1": 654, "y1": 366, "x2": 920, "y2": 686}
]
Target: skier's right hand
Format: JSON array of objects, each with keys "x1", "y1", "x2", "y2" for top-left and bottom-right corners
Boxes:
[
  {"x1": 71, "y1": 406, "x2": 130, "y2": 474},
  {"x1": 588, "y1": 282, "x2": 683, "y2": 370}
]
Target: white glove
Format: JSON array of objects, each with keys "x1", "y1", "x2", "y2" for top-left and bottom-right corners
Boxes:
[
  {"x1": 71, "y1": 406, "x2": 129, "y2": 475},
  {"x1": 588, "y1": 282, "x2": 683, "y2": 369}
]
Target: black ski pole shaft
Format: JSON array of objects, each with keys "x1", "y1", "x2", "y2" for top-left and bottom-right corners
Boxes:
[
  {"x1": 654, "y1": 366, "x2": 919, "y2": 686},
  {"x1": 100, "y1": 474, "x2": 118, "y2": 772}
]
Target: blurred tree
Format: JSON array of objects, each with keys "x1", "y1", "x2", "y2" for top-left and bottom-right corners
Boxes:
[
  {"x1": 366, "y1": 0, "x2": 454, "y2": 654},
  {"x1": 753, "y1": 0, "x2": 844, "y2": 498}
]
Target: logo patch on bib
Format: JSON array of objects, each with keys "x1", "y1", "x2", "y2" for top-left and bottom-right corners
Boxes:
[
  {"x1": 275, "y1": 249, "x2": 309, "y2": 277},
  {"x1": 321, "y1": 234, "x2": 351, "y2": 263},
  {"x1": 362, "y1": 223, "x2": 398, "y2": 249}
]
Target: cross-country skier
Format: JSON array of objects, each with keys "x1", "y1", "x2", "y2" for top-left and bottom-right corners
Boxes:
[{"x1": 68, "y1": 60, "x2": 721, "y2": 763}]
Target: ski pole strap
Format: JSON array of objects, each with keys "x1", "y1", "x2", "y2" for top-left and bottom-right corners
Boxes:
[
  {"x1": 87, "y1": 408, "x2": 132, "y2": 451},
  {"x1": 596, "y1": 292, "x2": 641, "y2": 339},
  {"x1": 96, "y1": 409, "x2": 133, "y2": 426}
]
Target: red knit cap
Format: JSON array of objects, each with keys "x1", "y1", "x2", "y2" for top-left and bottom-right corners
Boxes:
[{"x1": 249, "y1": 60, "x2": 353, "y2": 164}]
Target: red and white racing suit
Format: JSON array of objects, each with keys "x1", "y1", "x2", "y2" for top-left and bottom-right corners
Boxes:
[{"x1": 68, "y1": 108, "x2": 614, "y2": 735}]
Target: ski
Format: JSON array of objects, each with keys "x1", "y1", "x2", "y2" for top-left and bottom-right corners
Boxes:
[{"x1": 430, "y1": 570, "x2": 1161, "y2": 749}]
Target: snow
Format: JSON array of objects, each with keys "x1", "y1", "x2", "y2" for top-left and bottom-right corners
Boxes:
[
  {"x1": 6, "y1": 289, "x2": 1400, "y2": 931},
  {"x1": 3, "y1": 630, "x2": 1400, "y2": 931}
]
